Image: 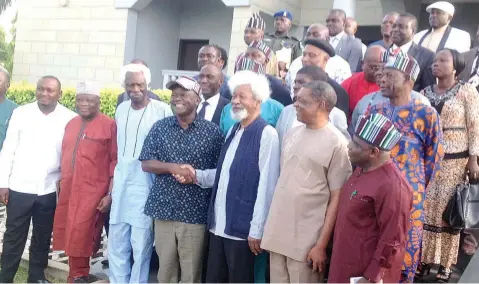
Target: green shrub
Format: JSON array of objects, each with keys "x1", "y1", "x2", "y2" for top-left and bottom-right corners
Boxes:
[{"x1": 6, "y1": 82, "x2": 172, "y2": 118}]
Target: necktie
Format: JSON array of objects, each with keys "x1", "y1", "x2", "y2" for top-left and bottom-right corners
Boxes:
[
  {"x1": 471, "y1": 51, "x2": 479, "y2": 77},
  {"x1": 197, "y1": 101, "x2": 209, "y2": 119}
]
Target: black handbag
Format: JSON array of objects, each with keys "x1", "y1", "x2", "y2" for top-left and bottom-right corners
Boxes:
[{"x1": 442, "y1": 181, "x2": 479, "y2": 229}]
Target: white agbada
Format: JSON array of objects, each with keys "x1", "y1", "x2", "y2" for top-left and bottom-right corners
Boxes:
[{"x1": 108, "y1": 99, "x2": 172, "y2": 283}]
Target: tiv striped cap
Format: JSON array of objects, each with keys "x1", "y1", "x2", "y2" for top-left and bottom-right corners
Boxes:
[
  {"x1": 248, "y1": 40, "x2": 273, "y2": 61},
  {"x1": 236, "y1": 56, "x2": 266, "y2": 75},
  {"x1": 355, "y1": 113, "x2": 402, "y2": 151},
  {"x1": 246, "y1": 13, "x2": 266, "y2": 31},
  {"x1": 381, "y1": 50, "x2": 421, "y2": 82}
]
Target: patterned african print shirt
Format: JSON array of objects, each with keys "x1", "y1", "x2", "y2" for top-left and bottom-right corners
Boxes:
[
  {"x1": 139, "y1": 116, "x2": 224, "y2": 224},
  {"x1": 366, "y1": 98, "x2": 444, "y2": 282}
]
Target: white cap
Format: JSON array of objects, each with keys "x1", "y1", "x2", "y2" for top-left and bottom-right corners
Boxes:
[
  {"x1": 76, "y1": 81, "x2": 101, "y2": 97},
  {"x1": 426, "y1": 1, "x2": 455, "y2": 17}
]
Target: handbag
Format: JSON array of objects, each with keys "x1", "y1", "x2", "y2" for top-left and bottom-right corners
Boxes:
[{"x1": 442, "y1": 180, "x2": 479, "y2": 229}]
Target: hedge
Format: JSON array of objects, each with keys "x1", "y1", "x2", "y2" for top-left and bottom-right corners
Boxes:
[{"x1": 6, "y1": 83, "x2": 172, "y2": 118}]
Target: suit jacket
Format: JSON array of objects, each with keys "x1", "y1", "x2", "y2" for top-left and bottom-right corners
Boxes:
[
  {"x1": 211, "y1": 96, "x2": 230, "y2": 126},
  {"x1": 458, "y1": 47, "x2": 478, "y2": 82},
  {"x1": 335, "y1": 34, "x2": 363, "y2": 73},
  {"x1": 407, "y1": 43, "x2": 436, "y2": 92}
]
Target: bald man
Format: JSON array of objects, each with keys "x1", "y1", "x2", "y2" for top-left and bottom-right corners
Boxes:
[
  {"x1": 370, "y1": 12, "x2": 400, "y2": 48},
  {"x1": 345, "y1": 17, "x2": 367, "y2": 57},
  {"x1": 286, "y1": 23, "x2": 352, "y2": 96},
  {"x1": 341, "y1": 45, "x2": 385, "y2": 119}
]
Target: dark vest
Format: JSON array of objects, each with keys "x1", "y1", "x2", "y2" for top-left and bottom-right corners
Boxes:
[
  {"x1": 418, "y1": 25, "x2": 452, "y2": 52},
  {"x1": 207, "y1": 116, "x2": 267, "y2": 239}
]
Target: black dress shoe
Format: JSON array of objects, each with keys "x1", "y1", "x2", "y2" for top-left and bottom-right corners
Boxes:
[
  {"x1": 101, "y1": 259, "x2": 109, "y2": 266},
  {"x1": 72, "y1": 276, "x2": 89, "y2": 283},
  {"x1": 26, "y1": 278, "x2": 51, "y2": 283}
]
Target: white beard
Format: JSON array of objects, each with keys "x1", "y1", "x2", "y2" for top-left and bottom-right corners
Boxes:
[{"x1": 230, "y1": 108, "x2": 249, "y2": 121}]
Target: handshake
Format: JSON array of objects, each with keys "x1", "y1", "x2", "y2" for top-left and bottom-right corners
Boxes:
[{"x1": 172, "y1": 164, "x2": 197, "y2": 184}]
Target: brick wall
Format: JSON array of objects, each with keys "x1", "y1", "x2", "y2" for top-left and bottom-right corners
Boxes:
[{"x1": 12, "y1": 0, "x2": 129, "y2": 88}]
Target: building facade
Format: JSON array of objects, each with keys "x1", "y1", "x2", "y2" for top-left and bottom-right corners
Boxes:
[{"x1": 11, "y1": 0, "x2": 479, "y2": 89}]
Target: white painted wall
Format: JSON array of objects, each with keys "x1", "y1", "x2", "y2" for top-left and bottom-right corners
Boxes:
[
  {"x1": 134, "y1": 0, "x2": 233, "y2": 88},
  {"x1": 179, "y1": 0, "x2": 234, "y2": 52},
  {"x1": 134, "y1": 0, "x2": 181, "y2": 89}
]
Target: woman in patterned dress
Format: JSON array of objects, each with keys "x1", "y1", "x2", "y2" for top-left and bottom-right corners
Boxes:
[{"x1": 421, "y1": 49, "x2": 479, "y2": 282}]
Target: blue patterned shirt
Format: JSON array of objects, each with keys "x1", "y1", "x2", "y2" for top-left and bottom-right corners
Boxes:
[{"x1": 139, "y1": 116, "x2": 224, "y2": 224}]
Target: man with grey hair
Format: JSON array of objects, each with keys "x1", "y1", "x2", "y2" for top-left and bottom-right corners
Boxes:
[
  {"x1": 261, "y1": 81, "x2": 351, "y2": 282},
  {"x1": 0, "y1": 66, "x2": 17, "y2": 151},
  {"x1": 52, "y1": 81, "x2": 117, "y2": 283},
  {"x1": 175, "y1": 70, "x2": 280, "y2": 282},
  {"x1": 116, "y1": 59, "x2": 160, "y2": 108},
  {"x1": 108, "y1": 63, "x2": 172, "y2": 283}
]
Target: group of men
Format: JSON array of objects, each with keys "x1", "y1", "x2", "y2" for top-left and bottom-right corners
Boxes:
[{"x1": 0, "y1": 0, "x2": 479, "y2": 283}]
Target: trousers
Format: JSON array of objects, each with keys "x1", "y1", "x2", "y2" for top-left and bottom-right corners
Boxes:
[
  {"x1": 68, "y1": 256, "x2": 90, "y2": 282},
  {"x1": 154, "y1": 220, "x2": 205, "y2": 283},
  {"x1": 0, "y1": 190, "x2": 56, "y2": 283},
  {"x1": 206, "y1": 233, "x2": 255, "y2": 283},
  {"x1": 107, "y1": 222, "x2": 153, "y2": 283}
]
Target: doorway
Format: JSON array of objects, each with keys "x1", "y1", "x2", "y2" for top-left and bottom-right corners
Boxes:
[{"x1": 177, "y1": 39, "x2": 209, "y2": 71}]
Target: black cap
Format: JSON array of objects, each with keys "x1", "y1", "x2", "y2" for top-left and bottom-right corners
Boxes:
[{"x1": 304, "y1": 39, "x2": 335, "y2": 57}]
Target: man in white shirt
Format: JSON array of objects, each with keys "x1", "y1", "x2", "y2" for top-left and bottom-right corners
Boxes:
[
  {"x1": 414, "y1": 1, "x2": 471, "y2": 53},
  {"x1": 326, "y1": 9, "x2": 363, "y2": 72},
  {"x1": 277, "y1": 65, "x2": 349, "y2": 147},
  {"x1": 197, "y1": 64, "x2": 230, "y2": 125},
  {"x1": 0, "y1": 76, "x2": 77, "y2": 283},
  {"x1": 178, "y1": 71, "x2": 280, "y2": 282},
  {"x1": 286, "y1": 23, "x2": 352, "y2": 91}
]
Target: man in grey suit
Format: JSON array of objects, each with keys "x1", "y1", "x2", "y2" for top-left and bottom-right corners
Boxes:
[{"x1": 326, "y1": 9, "x2": 363, "y2": 73}]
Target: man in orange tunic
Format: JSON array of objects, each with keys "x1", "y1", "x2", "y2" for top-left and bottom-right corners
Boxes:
[{"x1": 53, "y1": 81, "x2": 117, "y2": 283}]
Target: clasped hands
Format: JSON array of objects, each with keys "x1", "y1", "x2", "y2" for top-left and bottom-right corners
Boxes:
[{"x1": 172, "y1": 164, "x2": 197, "y2": 184}]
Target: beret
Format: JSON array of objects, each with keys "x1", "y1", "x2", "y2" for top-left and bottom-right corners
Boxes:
[{"x1": 304, "y1": 39, "x2": 336, "y2": 57}]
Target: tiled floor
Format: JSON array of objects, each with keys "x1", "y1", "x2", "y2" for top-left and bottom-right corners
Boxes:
[{"x1": 90, "y1": 259, "x2": 158, "y2": 283}]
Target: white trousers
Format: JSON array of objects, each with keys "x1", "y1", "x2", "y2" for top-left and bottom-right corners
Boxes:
[{"x1": 107, "y1": 222, "x2": 153, "y2": 283}]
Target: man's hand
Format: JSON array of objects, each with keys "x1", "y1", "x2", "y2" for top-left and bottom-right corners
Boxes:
[
  {"x1": 306, "y1": 245, "x2": 327, "y2": 273},
  {"x1": 0, "y1": 188, "x2": 9, "y2": 205},
  {"x1": 97, "y1": 195, "x2": 112, "y2": 213},
  {"x1": 248, "y1": 237, "x2": 262, "y2": 256},
  {"x1": 171, "y1": 164, "x2": 197, "y2": 184}
]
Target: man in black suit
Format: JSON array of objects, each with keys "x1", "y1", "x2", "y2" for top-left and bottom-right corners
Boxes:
[
  {"x1": 458, "y1": 25, "x2": 479, "y2": 91},
  {"x1": 326, "y1": 9, "x2": 363, "y2": 72},
  {"x1": 390, "y1": 13, "x2": 435, "y2": 92},
  {"x1": 197, "y1": 64, "x2": 230, "y2": 125}
]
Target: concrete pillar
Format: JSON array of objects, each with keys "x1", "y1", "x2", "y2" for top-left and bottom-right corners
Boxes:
[{"x1": 333, "y1": 0, "x2": 357, "y2": 18}]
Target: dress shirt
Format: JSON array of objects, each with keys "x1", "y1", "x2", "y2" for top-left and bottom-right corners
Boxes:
[
  {"x1": 329, "y1": 31, "x2": 345, "y2": 49},
  {"x1": 197, "y1": 126, "x2": 280, "y2": 240},
  {"x1": 285, "y1": 55, "x2": 352, "y2": 96},
  {"x1": 197, "y1": 93, "x2": 220, "y2": 122},
  {"x1": 0, "y1": 102, "x2": 77, "y2": 195},
  {"x1": 391, "y1": 41, "x2": 413, "y2": 54}
]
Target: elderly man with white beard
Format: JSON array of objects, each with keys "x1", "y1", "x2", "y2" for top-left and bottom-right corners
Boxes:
[{"x1": 174, "y1": 70, "x2": 280, "y2": 282}]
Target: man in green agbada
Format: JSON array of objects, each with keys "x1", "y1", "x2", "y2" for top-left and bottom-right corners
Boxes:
[{"x1": 0, "y1": 67, "x2": 18, "y2": 151}]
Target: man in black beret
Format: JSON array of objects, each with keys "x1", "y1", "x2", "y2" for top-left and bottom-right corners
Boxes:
[{"x1": 301, "y1": 38, "x2": 350, "y2": 116}]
